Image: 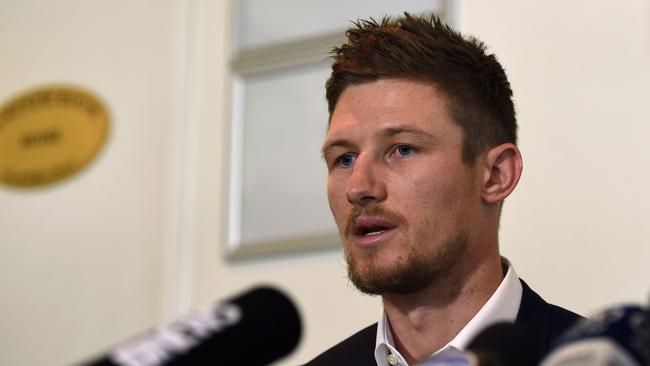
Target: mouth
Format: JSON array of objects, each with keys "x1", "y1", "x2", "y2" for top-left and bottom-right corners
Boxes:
[{"x1": 349, "y1": 217, "x2": 399, "y2": 245}]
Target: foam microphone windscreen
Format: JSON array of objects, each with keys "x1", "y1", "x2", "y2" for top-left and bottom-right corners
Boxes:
[
  {"x1": 81, "y1": 286, "x2": 302, "y2": 366},
  {"x1": 540, "y1": 305, "x2": 650, "y2": 366}
]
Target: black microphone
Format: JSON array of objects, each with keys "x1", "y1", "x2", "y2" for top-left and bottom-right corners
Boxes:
[
  {"x1": 414, "y1": 323, "x2": 543, "y2": 366},
  {"x1": 79, "y1": 286, "x2": 302, "y2": 366},
  {"x1": 466, "y1": 322, "x2": 544, "y2": 366},
  {"x1": 539, "y1": 305, "x2": 650, "y2": 366}
]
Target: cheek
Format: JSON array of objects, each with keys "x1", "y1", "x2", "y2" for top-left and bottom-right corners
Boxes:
[
  {"x1": 392, "y1": 170, "x2": 457, "y2": 205},
  {"x1": 392, "y1": 169, "x2": 468, "y2": 229}
]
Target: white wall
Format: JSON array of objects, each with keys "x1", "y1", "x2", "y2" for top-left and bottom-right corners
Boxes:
[
  {"x1": 0, "y1": 1, "x2": 190, "y2": 365},
  {"x1": 1, "y1": 1, "x2": 649, "y2": 366}
]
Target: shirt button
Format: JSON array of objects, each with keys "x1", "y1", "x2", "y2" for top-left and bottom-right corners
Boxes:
[{"x1": 387, "y1": 354, "x2": 399, "y2": 365}]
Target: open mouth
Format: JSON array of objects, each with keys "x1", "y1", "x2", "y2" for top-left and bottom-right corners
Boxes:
[{"x1": 351, "y1": 217, "x2": 398, "y2": 238}]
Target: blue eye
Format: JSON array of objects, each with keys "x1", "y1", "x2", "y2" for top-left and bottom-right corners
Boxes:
[
  {"x1": 338, "y1": 154, "x2": 356, "y2": 168},
  {"x1": 396, "y1": 145, "x2": 415, "y2": 157}
]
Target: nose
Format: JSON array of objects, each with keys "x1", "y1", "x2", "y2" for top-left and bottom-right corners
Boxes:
[{"x1": 346, "y1": 154, "x2": 387, "y2": 206}]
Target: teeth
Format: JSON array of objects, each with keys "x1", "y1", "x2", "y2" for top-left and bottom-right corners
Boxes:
[{"x1": 365, "y1": 229, "x2": 386, "y2": 236}]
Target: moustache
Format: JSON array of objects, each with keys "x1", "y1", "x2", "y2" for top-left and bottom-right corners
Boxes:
[{"x1": 344, "y1": 205, "x2": 408, "y2": 238}]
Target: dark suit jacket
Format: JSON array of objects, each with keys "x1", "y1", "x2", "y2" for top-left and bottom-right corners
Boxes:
[{"x1": 304, "y1": 280, "x2": 582, "y2": 366}]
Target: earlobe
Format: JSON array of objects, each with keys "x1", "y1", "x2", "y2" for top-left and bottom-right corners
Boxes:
[{"x1": 481, "y1": 143, "x2": 523, "y2": 204}]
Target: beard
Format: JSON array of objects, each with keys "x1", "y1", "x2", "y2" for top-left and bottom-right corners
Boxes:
[{"x1": 344, "y1": 228, "x2": 469, "y2": 296}]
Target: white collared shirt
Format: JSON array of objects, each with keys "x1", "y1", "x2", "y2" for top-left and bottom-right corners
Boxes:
[{"x1": 374, "y1": 258, "x2": 523, "y2": 366}]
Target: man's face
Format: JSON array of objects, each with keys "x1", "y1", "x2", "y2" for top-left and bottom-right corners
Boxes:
[{"x1": 323, "y1": 79, "x2": 484, "y2": 295}]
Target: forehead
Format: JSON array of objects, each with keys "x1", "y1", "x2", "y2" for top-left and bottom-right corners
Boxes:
[{"x1": 325, "y1": 78, "x2": 460, "y2": 142}]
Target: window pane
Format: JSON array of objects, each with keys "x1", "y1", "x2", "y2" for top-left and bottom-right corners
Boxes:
[
  {"x1": 240, "y1": 63, "x2": 334, "y2": 244},
  {"x1": 237, "y1": 0, "x2": 445, "y2": 50}
]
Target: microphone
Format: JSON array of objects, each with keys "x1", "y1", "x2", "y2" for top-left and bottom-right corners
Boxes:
[
  {"x1": 466, "y1": 322, "x2": 544, "y2": 366},
  {"x1": 539, "y1": 305, "x2": 650, "y2": 366},
  {"x1": 414, "y1": 323, "x2": 543, "y2": 366},
  {"x1": 414, "y1": 348, "x2": 475, "y2": 366},
  {"x1": 80, "y1": 286, "x2": 302, "y2": 366}
]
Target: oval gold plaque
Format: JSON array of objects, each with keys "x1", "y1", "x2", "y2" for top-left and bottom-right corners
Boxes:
[{"x1": 0, "y1": 85, "x2": 109, "y2": 188}]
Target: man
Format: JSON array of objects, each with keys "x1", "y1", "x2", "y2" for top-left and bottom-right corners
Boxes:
[{"x1": 306, "y1": 14, "x2": 581, "y2": 366}]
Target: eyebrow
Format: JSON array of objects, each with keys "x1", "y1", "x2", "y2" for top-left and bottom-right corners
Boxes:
[
  {"x1": 382, "y1": 126, "x2": 434, "y2": 139},
  {"x1": 321, "y1": 125, "x2": 436, "y2": 159},
  {"x1": 321, "y1": 139, "x2": 354, "y2": 160}
]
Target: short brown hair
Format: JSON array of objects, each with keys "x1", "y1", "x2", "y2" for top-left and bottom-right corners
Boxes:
[{"x1": 326, "y1": 13, "x2": 517, "y2": 163}]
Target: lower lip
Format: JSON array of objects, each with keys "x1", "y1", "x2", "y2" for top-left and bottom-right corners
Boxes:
[{"x1": 351, "y1": 227, "x2": 399, "y2": 247}]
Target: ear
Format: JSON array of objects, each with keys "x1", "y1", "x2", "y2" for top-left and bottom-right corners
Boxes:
[{"x1": 481, "y1": 143, "x2": 523, "y2": 204}]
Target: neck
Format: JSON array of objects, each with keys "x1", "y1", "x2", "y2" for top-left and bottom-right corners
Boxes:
[{"x1": 381, "y1": 252, "x2": 504, "y2": 364}]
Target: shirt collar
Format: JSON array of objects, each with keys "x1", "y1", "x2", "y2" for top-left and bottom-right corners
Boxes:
[{"x1": 374, "y1": 257, "x2": 523, "y2": 366}]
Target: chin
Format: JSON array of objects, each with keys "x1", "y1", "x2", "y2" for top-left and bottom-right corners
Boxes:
[
  {"x1": 344, "y1": 232, "x2": 469, "y2": 295},
  {"x1": 345, "y1": 251, "x2": 425, "y2": 295}
]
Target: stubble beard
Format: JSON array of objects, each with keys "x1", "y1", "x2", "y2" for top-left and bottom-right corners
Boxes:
[{"x1": 344, "y1": 228, "x2": 469, "y2": 296}]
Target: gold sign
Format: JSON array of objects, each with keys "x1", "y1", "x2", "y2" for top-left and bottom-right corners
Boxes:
[{"x1": 0, "y1": 85, "x2": 109, "y2": 188}]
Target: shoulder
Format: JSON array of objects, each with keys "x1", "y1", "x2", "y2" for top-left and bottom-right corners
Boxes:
[
  {"x1": 302, "y1": 323, "x2": 378, "y2": 366},
  {"x1": 516, "y1": 279, "x2": 583, "y2": 351}
]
